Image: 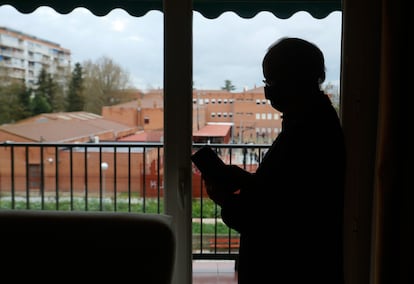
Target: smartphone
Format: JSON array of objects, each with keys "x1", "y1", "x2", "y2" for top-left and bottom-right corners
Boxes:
[{"x1": 191, "y1": 146, "x2": 225, "y2": 180}]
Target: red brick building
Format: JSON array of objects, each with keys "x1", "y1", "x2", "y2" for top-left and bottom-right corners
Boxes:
[{"x1": 102, "y1": 86, "x2": 283, "y2": 144}]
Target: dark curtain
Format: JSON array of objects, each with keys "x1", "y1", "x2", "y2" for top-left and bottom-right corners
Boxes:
[{"x1": 371, "y1": 0, "x2": 412, "y2": 283}]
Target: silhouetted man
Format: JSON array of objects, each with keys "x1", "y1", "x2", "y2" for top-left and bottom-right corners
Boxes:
[{"x1": 205, "y1": 37, "x2": 345, "y2": 284}]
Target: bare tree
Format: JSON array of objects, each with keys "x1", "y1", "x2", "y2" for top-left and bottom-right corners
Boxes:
[{"x1": 82, "y1": 56, "x2": 132, "y2": 114}]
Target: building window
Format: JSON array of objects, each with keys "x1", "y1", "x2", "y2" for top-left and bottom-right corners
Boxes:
[{"x1": 144, "y1": 116, "x2": 150, "y2": 124}]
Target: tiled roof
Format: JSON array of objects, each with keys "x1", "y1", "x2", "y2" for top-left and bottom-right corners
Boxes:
[
  {"x1": 119, "y1": 130, "x2": 164, "y2": 142},
  {"x1": 0, "y1": 111, "x2": 137, "y2": 142},
  {"x1": 193, "y1": 123, "x2": 232, "y2": 137},
  {"x1": 108, "y1": 92, "x2": 164, "y2": 109}
]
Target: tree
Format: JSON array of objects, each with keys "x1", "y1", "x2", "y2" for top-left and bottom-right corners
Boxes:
[
  {"x1": 67, "y1": 62, "x2": 85, "y2": 111},
  {"x1": 82, "y1": 56, "x2": 132, "y2": 114},
  {"x1": 0, "y1": 81, "x2": 31, "y2": 124},
  {"x1": 0, "y1": 62, "x2": 33, "y2": 123},
  {"x1": 15, "y1": 87, "x2": 32, "y2": 120},
  {"x1": 31, "y1": 67, "x2": 66, "y2": 114},
  {"x1": 31, "y1": 68, "x2": 52, "y2": 115},
  {"x1": 221, "y1": 80, "x2": 236, "y2": 92},
  {"x1": 322, "y1": 82, "x2": 340, "y2": 114},
  {"x1": 31, "y1": 92, "x2": 52, "y2": 115}
]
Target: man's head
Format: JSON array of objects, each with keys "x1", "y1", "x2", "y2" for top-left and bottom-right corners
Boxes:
[{"x1": 262, "y1": 37, "x2": 326, "y2": 112}]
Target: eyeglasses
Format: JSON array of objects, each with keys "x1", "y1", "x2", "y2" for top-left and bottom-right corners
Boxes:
[{"x1": 262, "y1": 79, "x2": 272, "y2": 87}]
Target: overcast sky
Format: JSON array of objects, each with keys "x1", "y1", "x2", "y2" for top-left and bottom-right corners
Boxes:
[{"x1": 0, "y1": 5, "x2": 342, "y2": 92}]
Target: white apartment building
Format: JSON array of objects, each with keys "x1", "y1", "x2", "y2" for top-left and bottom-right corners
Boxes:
[{"x1": 0, "y1": 26, "x2": 71, "y2": 88}]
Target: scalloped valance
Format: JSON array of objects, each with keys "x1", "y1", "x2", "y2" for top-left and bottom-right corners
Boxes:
[{"x1": 0, "y1": 0, "x2": 341, "y2": 19}]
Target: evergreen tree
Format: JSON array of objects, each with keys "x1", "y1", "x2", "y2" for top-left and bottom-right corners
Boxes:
[
  {"x1": 67, "y1": 62, "x2": 85, "y2": 111},
  {"x1": 221, "y1": 79, "x2": 236, "y2": 92},
  {"x1": 31, "y1": 92, "x2": 52, "y2": 115},
  {"x1": 31, "y1": 68, "x2": 52, "y2": 114},
  {"x1": 48, "y1": 73, "x2": 66, "y2": 111},
  {"x1": 31, "y1": 67, "x2": 64, "y2": 113},
  {"x1": 15, "y1": 87, "x2": 32, "y2": 120}
]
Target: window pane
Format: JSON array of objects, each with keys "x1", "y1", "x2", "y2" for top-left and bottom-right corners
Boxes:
[
  {"x1": 0, "y1": 5, "x2": 163, "y2": 117},
  {"x1": 193, "y1": 11, "x2": 342, "y2": 143}
]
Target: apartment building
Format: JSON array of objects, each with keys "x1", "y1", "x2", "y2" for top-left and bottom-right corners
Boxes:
[{"x1": 0, "y1": 26, "x2": 71, "y2": 88}]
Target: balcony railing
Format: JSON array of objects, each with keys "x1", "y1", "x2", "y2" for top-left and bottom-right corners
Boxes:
[{"x1": 0, "y1": 141, "x2": 270, "y2": 261}]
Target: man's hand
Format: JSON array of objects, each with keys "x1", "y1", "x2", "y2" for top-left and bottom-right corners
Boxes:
[
  {"x1": 204, "y1": 179, "x2": 233, "y2": 207},
  {"x1": 203, "y1": 164, "x2": 252, "y2": 206}
]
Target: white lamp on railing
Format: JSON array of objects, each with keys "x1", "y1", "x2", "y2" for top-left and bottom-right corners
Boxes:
[{"x1": 101, "y1": 162, "x2": 108, "y2": 209}]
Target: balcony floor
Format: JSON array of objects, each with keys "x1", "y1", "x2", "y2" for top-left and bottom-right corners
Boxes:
[{"x1": 193, "y1": 260, "x2": 238, "y2": 284}]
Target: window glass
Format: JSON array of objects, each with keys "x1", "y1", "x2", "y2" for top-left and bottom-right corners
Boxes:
[
  {"x1": 0, "y1": 5, "x2": 163, "y2": 121},
  {"x1": 193, "y1": 11, "x2": 342, "y2": 142},
  {"x1": 193, "y1": 11, "x2": 341, "y2": 96}
]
